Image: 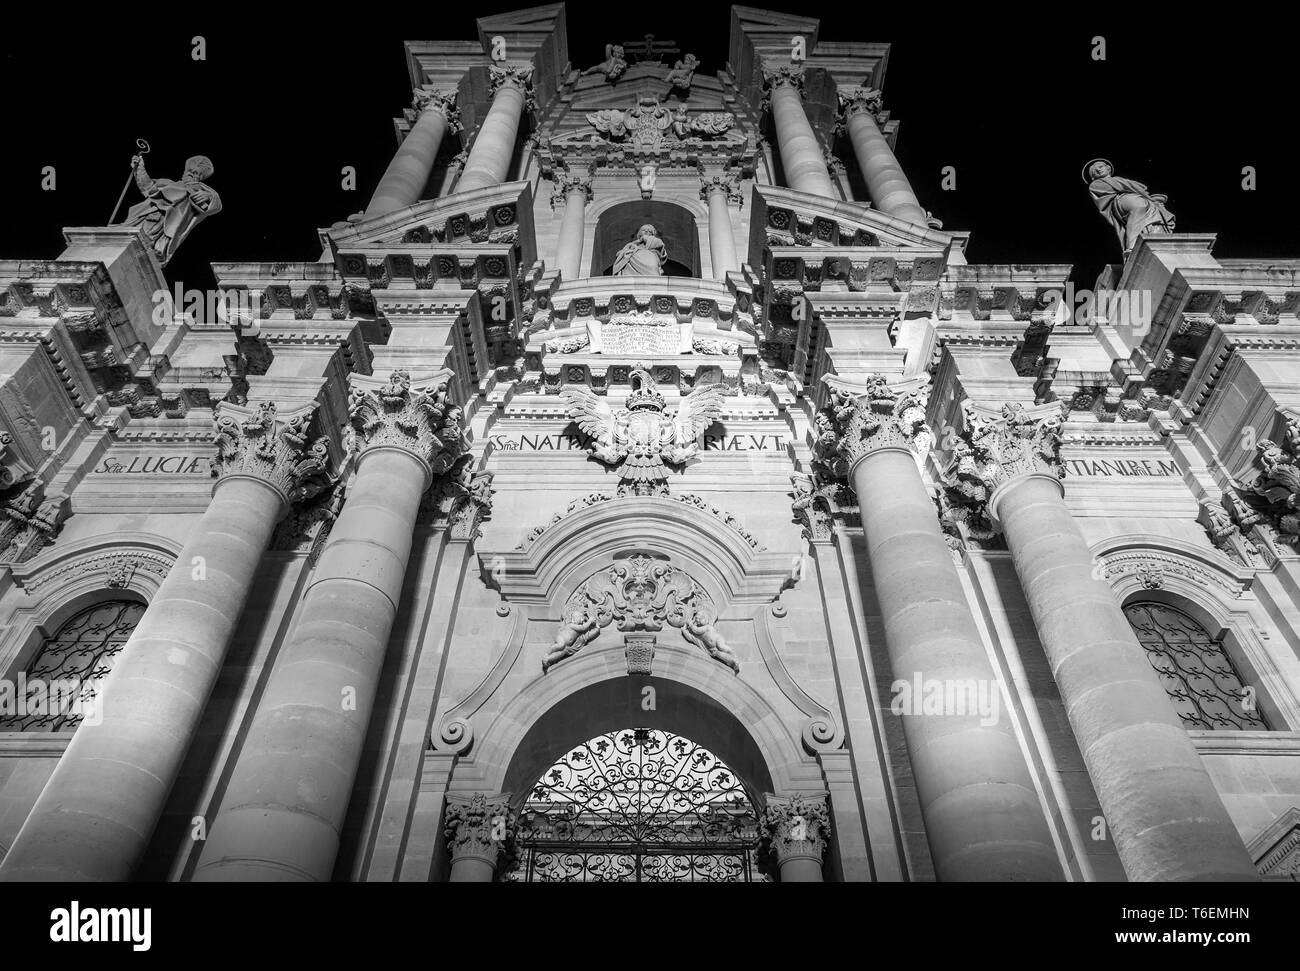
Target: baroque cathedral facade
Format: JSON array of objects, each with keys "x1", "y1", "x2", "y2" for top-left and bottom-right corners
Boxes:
[{"x1": 0, "y1": 5, "x2": 1298, "y2": 882}]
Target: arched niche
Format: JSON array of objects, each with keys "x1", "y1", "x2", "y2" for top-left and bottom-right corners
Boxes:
[{"x1": 592, "y1": 200, "x2": 700, "y2": 277}]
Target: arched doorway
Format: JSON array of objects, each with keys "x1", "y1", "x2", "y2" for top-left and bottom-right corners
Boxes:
[
  {"x1": 503, "y1": 727, "x2": 768, "y2": 882},
  {"x1": 591, "y1": 200, "x2": 700, "y2": 277}
]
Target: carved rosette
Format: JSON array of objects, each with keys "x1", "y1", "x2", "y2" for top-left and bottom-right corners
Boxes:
[
  {"x1": 549, "y1": 175, "x2": 593, "y2": 212},
  {"x1": 760, "y1": 793, "x2": 830, "y2": 869},
  {"x1": 210, "y1": 400, "x2": 336, "y2": 505},
  {"x1": 412, "y1": 89, "x2": 463, "y2": 134},
  {"x1": 348, "y1": 370, "x2": 465, "y2": 488},
  {"x1": 837, "y1": 86, "x2": 885, "y2": 127},
  {"x1": 699, "y1": 174, "x2": 743, "y2": 206},
  {"x1": 814, "y1": 375, "x2": 933, "y2": 479},
  {"x1": 489, "y1": 65, "x2": 536, "y2": 112},
  {"x1": 443, "y1": 792, "x2": 517, "y2": 873}
]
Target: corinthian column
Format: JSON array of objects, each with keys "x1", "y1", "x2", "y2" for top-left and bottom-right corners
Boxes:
[
  {"x1": 0, "y1": 402, "x2": 332, "y2": 882},
  {"x1": 364, "y1": 90, "x2": 461, "y2": 219},
  {"x1": 817, "y1": 377, "x2": 1061, "y2": 881},
  {"x1": 444, "y1": 792, "x2": 516, "y2": 882},
  {"x1": 763, "y1": 69, "x2": 837, "y2": 199},
  {"x1": 947, "y1": 402, "x2": 1259, "y2": 881},
  {"x1": 761, "y1": 793, "x2": 829, "y2": 881},
  {"x1": 700, "y1": 174, "x2": 741, "y2": 277},
  {"x1": 551, "y1": 175, "x2": 592, "y2": 280},
  {"x1": 194, "y1": 370, "x2": 467, "y2": 882},
  {"x1": 456, "y1": 66, "x2": 533, "y2": 194},
  {"x1": 837, "y1": 88, "x2": 927, "y2": 225}
]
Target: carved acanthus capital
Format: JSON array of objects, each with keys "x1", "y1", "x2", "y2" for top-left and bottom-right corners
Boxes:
[
  {"x1": 813, "y1": 374, "x2": 934, "y2": 479},
  {"x1": 444, "y1": 792, "x2": 517, "y2": 871},
  {"x1": 790, "y1": 470, "x2": 834, "y2": 542},
  {"x1": 489, "y1": 65, "x2": 536, "y2": 110},
  {"x1": 211, "y1": 400, "x2": 336, "y2": 505},
  {"x1": 838, "y1": 86, "x2": 885, "y2": 125},
  {"x1": 549, "y1": 175, "x2": 594, "y2": 211},
  {"x1": 348, "y1": 370, "x2": 466, "y2": 487},
  {"x1": 940, "y1": 400, "x2": 1068, "y2": 525},
  {"x1": 762, "y1": 66, "x2": 805, "y2": 97},
  {"x1": 412, "y1": 89, "x2": 463, "y2": 133},
  {"x1": 0, "y1": 430, "x2": 35, "y2": 491},
  {"x1": 760, "y1": 793, "x2": 830, "y2": 868},
  {"x1": 0, "y1": 481, "x2": 70, "y2": 564},
  {"x1": 699, "y1": 174, "x2": 743, "y2": 206}
]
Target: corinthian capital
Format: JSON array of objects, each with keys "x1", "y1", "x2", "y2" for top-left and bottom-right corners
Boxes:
[
  {"x1": 348, "y1": 370, "x2": 466, "y2": 484},
  {"x1": 211, "y1": 400, "x2": 336, "y2": 505},
  {"x1": 838, "y1": 86, "x2": 885, "y2": 124},
  {"x1": 489, "y1": 64, "x2": 536, "y2": 109},
  {"x1": 549, "y1": 174, "x2": 593, "y2": 211},
  {"x1": 412, "y1": 89, "x2": 463, "y2": 133},
  {"x1": 444, "y1": 792, "x2": 517, "y2": 871},
  {"x1": 813, "y1": 374, "x2": 933, "y2": 478},
  {"x1": 760, "y1": 66, "x2": 805, "y2": 110},
  {"x1": 761, "y1": 793, "x2": 830, "y2": 868},
  {"x1": 699, "y1": 173, "x2": 743, "y2": 205},
  {"x1": 940, "y1": 400, "x2": 1068, "y2": 525}
]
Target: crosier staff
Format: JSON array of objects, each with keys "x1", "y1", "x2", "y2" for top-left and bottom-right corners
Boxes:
[{"x1": 109, "y1": 138, "x2": 151, "y2": 225}]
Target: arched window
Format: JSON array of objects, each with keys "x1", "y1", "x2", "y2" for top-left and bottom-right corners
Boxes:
[
  {"x1": 0, "y1": 599, "x2": 143, "y2": 732},
  {"x1": 1124, "y1": 601, "x2": 1268, "y2": 731},
  {"x1": 504, "y1": 727, "x2": 768, "y2": 882}
]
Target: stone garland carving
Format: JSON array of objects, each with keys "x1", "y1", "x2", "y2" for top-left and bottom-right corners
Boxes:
[
  {"x1": 939, "y1": 401, "x2": 1067, "y2": 529},
  {"x1": 542, "y1": 553, "x2": 739, "y2": 673},
  {"x1": 559, "y1": 367, "x2": 725, "y2": 497},
  {"x1": 544, "y1": 333, "x2": 590, "y2": 354},
  {"x1": 211, "y1": 400, "x2": 336, "y2": 504},
  {"x1": 348, "y1": 370, "x2": 465, "y2": 479},
  {"x1": 0, "y1": 482, "x2": 71, "y2": 565},
  {"x1": 759, "y1": 793, "x2": 830, "y2": 871},
  {"x1": 691, "y1": 338, "x2": 739, "y2": 356},
  {"x1": 812, "y1": 375, "x2": 933, "y2": 481},
  {"x1": 443, "y1": 792, "x2": 517, "y2": 873}
]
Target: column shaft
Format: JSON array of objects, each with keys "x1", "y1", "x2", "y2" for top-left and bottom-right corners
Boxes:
[
  {"x1": 555, "y1": 188, "x2": 588, "y2": 280},
  {"x1": 457, "y1": 84, "x2": 525, "y2": 194},
  {"x1": 364, "y1": 107, "x2": 450, "y2": 219},
  {"x1": 705, "y1": 189, "x2": 739, "y2": 277},
  {"x1": 852, "y1": 449, "x2": 1062, "y2": 881},
  {"x1": 0, "y1": 475, "x2": 284, "y2": 881},
  {"x1": 844, "y1": 110, "x2": 927, "y2": 224},
  {"x1": 994, "y1": 474, "x2": 1260, "y2": 881},
  {"x1": 768, "y1": 85, "x2": 837, "y2": 198},
  {"x1": 193, "y1": 447, "x2": 428, "y2": 881}
]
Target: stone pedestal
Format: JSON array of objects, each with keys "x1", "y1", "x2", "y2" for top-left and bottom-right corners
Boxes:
[
  {"x1": 960, "y1": 403, "x2": 1259, "y2": 880},
  {"x1": 701, "y1": 175, "x2": 741, "y2": 278},
  {"x1": 553, "y1": 176, "x2": 592, "y2": 280},
  {"x1": 444, "y1": 792, "x2": 516, "y2": 882},
  {"x1": 456, "y1": 67, "x2": 531, "y2": 194},
  {"x1": 0, "y1": 401, "x2": 330, "y2": 882},
  {"x1": 764, "y1": 71, "x2": 837, "y2": 199},
  {"x1": 819, "y1": 379, "x2": 1062, "y2": 881},
  {"x1": 364, "y1": 91, "x2": 460, "y2": 219},
  {"x1": 193, "y1": 371, "x2": 466, "y2": 882},
  {"x1": 838, "y1": 88, "x2": 927, "y2": 225},
  {"x1": 761, "y1": 793, "x2": 829, "y2": 882}
]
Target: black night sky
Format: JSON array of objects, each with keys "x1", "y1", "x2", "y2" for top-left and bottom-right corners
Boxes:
[{"x1": 2, "y1": 3, "x2": 1296, "y2": 297}]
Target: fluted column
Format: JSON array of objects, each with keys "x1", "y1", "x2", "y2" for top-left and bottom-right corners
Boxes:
[
  {"x1": 444, "y1": 792, "x2": 516, "y2": 882},
  {"x1": 364, "y1": 91, "x2": 461, "y2": 219},
  {"x1": 193, "y1": 370, "x2": 469, "y2": 882},
  {"x1": 0, "y1": 401, "x2": 332, "y2": 882},
  {"x1": 949, "y1": 402, "x2": 1259, "y2": 881},
  {"x1": 838, "y1": 88, "x2": 927, "y2": 225},
  {"x1": 761, "y1": 793, "x2": 829, "y2": 881},
  {"x1": 817, "y1": 377, "x2": 1062, "y2": 881},
  {"x1": 456, "y1": 66, "x2": 532, "y2": 194},
  {"x1": 700, "y1": 174, "x2": 741, "y2": 278},
  {"x1": 551, "y1": 175, "x2": 592, "y2": 280},
  {"x1": 763, "y1": 69, "x2": 837, "y2": 199}
]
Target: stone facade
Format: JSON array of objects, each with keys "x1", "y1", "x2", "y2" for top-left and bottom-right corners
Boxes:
[{"x1": 0, "y1": 6, "x2": 1298, "y2": 883}]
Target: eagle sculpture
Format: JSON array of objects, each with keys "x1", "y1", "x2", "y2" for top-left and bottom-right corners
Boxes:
[{"x1": 559, "y1": 367, "x2": 725, "y2": 496}]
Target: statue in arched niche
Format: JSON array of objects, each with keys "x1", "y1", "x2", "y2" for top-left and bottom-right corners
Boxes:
[{"x1": 613, "y1": 223, "x2": 667, "y2": 276}]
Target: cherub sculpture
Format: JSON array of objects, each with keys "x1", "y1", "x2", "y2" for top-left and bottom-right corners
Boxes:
[
  {"x1": 583, "y1": 44, "x2": 627, "y2": 82},
  {"x1": 666, "y1": 53, "x2": 699, "y2": 91},
  {"x1": 681, "y1": 605, "x2": 740, "y2": 673},
  {"x1": 542, "y1": 603, "x2": 600, "y2": 672}
]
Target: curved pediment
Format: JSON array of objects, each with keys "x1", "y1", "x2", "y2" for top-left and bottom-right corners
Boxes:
[{"x1": 750, "y1": 184, "x2": 953, "y2": 254}]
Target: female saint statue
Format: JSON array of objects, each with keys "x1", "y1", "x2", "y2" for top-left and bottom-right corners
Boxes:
[
  {"x1": 613, "y1": 224, "x2": 667, "y2": 276},
  {"x1": 1084, "y1": 158, "x2": 1175, "y2": 256}
]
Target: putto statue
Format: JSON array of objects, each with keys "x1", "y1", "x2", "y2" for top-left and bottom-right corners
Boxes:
[
  {"x1": 582, "y1": 43, "x2": 627, "y2": 82},
  {"x1": 666, "y1": 53, "x2": 699, "y2": 91},
  {"x1": 1084, "y1": 158, "x2": 1175, "y2": 256},
  {"x1": 559, "y1": 367, "x2": 725, "y2": 496},
  {"x1": 613, "y1": 224, "x2": 667, "y2": 276},
  {"x1": 123, "y1": 154, "x2": 222, "y2": 265}
]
